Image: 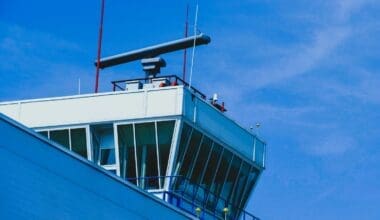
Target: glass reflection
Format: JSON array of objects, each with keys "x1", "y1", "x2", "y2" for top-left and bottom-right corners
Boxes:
[
  {"x1": 135, "y1": 122, "x2": 158, "y2": 189},
  {"x1": 172, "y1": 123, "x2": 259, "y2": 218},
  {"x1": 50, "y1": 129, "x2": 70, "y2": 149},
  {"x1": 71, "y1": 128, "x2": 87, "y2": 158},
  {"x1": 157, "y1": 121, "x2": 175, "y2": 182},
  {"x1": 117, "y1": 120, "x2": 175, "y2": 189},
  {"x1": 118, "y1": 124, "x2": 137, "y2": 184},
  {"x1": 178, "y1": 129, "x2": 202, "y2": 194},
  {"x1": 238, "y1": 168, "x2": 259, "y2": 211},
  {"x1": 232, "y1": 161, "x2": 250, "y2": 209},
  {"x1": 91, "y1": 124, "x2": 115, "y2": 166}
]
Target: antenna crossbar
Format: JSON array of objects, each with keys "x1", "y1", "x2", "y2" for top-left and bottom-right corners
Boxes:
[{"x1": 95, "y1": 34, "x2": 210, "y2": 69}]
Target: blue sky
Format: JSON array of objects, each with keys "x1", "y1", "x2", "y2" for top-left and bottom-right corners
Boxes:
[{"x1": 1, "y1": 0, "x2": 380, "y2": 219}]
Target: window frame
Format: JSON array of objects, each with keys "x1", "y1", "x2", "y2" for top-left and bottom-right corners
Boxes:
[
  {"x1": 114, "y1": 117, "x2": 179, "y2": 190},
  {"x1": 35, "y1": 124, "x2": 91, "y2": 160}
]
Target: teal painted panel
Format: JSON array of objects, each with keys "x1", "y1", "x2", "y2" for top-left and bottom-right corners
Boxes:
[{"x1": 182, "y1": 89, "x2": 266, "y2": 167}]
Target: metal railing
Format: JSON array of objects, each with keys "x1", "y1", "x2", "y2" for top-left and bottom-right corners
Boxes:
[
  {"x1": 126, "y1": 175, "x2": 260, "y2": 220},
  {"x1": 111, "y1": 75, "x2": 207, "y2": 99},
  {"x1": 159, "y1": 191, "x2": 259, "y2": 220}
]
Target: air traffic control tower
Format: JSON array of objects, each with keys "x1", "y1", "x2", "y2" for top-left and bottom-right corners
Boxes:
[{"x1": 0, "y1": 34, "x2": 266, "y2": 220}]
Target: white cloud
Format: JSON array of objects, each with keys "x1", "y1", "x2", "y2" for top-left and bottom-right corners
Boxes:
[
  {"x1": 336, "y1": 0, "x2": 374, "y2": 22},
  {"x1": 204, "y1": 0, "x2": 374, "y2": 95},
  {"x1": 305, "y1": 134, "x2": 356, "y2": 156},
  {"x1": 0, "y1": 23, "x2": 93, "y2": 100},
  {"x1": 237, "y1": 0, "x2": 372, "y2": 90},
  {"x1": 309, "y1": 186, "x2": 338, "y2": 205},
  {"x1": 0, "y1": 23, "x2": 82, "y2": 52},
  {"x1": 242, "y1": 27, "x2": 350, "y2": 90}
]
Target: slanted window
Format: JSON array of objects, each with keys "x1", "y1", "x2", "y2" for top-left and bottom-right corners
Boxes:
[
  {"x1": 177, "y1": 128, "x2": 202, "y2": 193},
  {"x1": 232, "y1": 161, "x2": 251, "y2": 211},
  {"x1": 190, "y1": 135, "x2": 212, "y2": 184},
  {"x1": 173, "y1": 122, "x2": 258, "y2": 218},
  {"x1": 157, "y1": 121, "x2": 175, "y2": 183},
  {"x1": 37, "y1": 127, "x2": 88, "y2": 159},
  {"x1": 238, "y1": 167, "x2": 259, "y2": 211},
  {"x1": 116, "y1": 120, "x2": 176, "y2": 189},
  {"x1": 91, "y1": 125, "x2": 115, "y2": 166},
  {"x1": 118, "y1": 124, "x2": 137, "y2": 184},
  {"x1": 50, "y1": 130, "x2": 70, "y2": 149},
  {"x1": 38, "y1": 131, "x2": 48, "y2": 138},
  {"x1": 71, "y1": 128, "x2": 87, "y2": 158},
  {"x1": 135, "y1": 122, "x2": 158, "y2": 189},
  {"x1": 99, "y1": 133, "x2": 116, "y2": 165}
]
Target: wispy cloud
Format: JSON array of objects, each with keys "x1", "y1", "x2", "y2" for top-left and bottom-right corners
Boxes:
[
  {"x1": 198, "y1": 0, "x2": 380, "y2": 158},
  {"x1": 203, "y1": 0, "x2": 374, "y2": 92},
  {"x1": 302, "y1": 69, "x2": 380, "y2": 105},
  {"x1": 335, "y1": 0, "x2": 374, "y2": 21},
  {"x1": 0, "y1": 23, "x2": 93, "y2": 100},
  {"x1": 244, "y1": 27, "x2": 350, "y2": 89},
  {"x1": 304, "y1": 133, "x2": 357, "y2": 156},
  {"x1": 233, "y1": 0, "x2": 372, "y2": 90},
  {"x1": 309, "y1": 186, "x2": 338, "y2": 205}
]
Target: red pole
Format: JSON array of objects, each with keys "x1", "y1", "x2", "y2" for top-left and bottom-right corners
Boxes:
[
  {"x1": 95, "y1": 0, "x2": 105, "y2": 93},
  {"x1": 182, "y1": 4, "x2": 189, "y2": 81}
]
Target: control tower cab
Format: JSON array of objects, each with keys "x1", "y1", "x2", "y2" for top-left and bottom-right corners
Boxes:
[{"x1": 0, "y1": 34, "x2": 266, "y2": 220}]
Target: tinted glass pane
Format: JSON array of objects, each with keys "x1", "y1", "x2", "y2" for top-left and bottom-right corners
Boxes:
[
  {"x1": 38, "y1": 131, "x2": 48, "y2": 137},
  {"x1": 254, "y1": 139, "x2": 265, "y2": 167},
  {"x1": 216, "y1": 156, "x2": 241, "y2": 214},
  {"x1": 179, "y1": 129, "x2": 202, "y2": 198},
  {"x1": 223, "y1": 156, "x2": 242, "y2": 205},
  {"x1": 202, "y1": 143, "x2": 222, "y2": 186},
  {"x1": 99, "y1": 128, "x2": 115, "y2": 165},
  {"x1": 172, "y1": 123, "x2": 192, "y2": 190},
  {"x1": 191, "y1": 136, "x2": 212, "y2": 184},
  {"x1": 135, "y1": 122, "x2": 159, "y2": 189},
  {"x1": 185, "y1": 136, "x2": 213, "y2": 204},
  {"x1": 91, "y1": 130, "x2": 100, "y2": 164},
  {"x1": 232, "y1": 161, "x2": 250, "y2": 208},
  {"x1": 175, "y1": 123, "x2": 192, "y2": 170},
  {"x1": 239, "y1": 168, "x2": 259, "y2": 210},
  {"x1": 206, "y1": 193, "x2": 218, "y2": 211},
  {"x1": 207, "y1": 149, "x2": 232, "y2": 209},
  {"x1": 71, "y1": 128, "x2": 87, "y2": 158},
  {"x1": 100, "y1": 148, "x2": 116, "y2": 165},
  {"x1": 157, "y1": 121, "x2": 175, "y2": 178},
  {"x1": 117, "y1": 124, "x2": 137, "y2": 184},
  {"x1": 224, "y1": 157, "x2": 242, "y2": 199},
  {"x1": 179, "y1": 129, "x2": 202, "y2": 180},
  {"x1": 50, "y1": 129, "x2": 69, "y2": 149},
  {"x1": 91, "y1": 125, "x2": 115, "y2": 165}
]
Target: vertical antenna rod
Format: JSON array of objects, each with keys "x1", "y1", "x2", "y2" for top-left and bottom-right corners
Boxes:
[
  {"x1": 182, "y1": 4, "x2": 189, "y2": 81},
  {"x1": 189, "y1": 3, "x2": 199, "y2": 87},
  {"x1": 94, "y1": 0, "x2": 105, "y2": 93}
]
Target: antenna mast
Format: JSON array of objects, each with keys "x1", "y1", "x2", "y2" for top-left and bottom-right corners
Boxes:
[
  {"x1": 94, "y1": 0, "x2": 105, "y2": 93},
  {"x1": 189, "y1": 3, "x2": 199, "y2": 88},
  {"x1": 182, "y1": 4, "x2": 189, "y2": 81}
]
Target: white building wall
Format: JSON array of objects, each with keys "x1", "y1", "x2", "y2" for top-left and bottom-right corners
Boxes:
[{"x1": 0, "y1": 87, "x2": 183, "y2": 128}]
